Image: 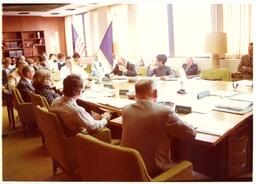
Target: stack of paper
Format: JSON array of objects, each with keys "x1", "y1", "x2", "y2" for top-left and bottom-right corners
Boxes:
[{"x1": 214, "y1": 98, "x2": 253, "y2": 114}]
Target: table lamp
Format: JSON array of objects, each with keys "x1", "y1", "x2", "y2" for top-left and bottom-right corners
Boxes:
[{"x1": 204, "y1": 32, "x2": 227, "y2": 68}]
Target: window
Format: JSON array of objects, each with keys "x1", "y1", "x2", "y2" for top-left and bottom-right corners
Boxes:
[{"x1": 172, "y1": 4, "x2": 211, "y2": 57}]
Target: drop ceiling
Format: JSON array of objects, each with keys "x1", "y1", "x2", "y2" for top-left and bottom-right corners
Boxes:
[{"x1": 2, "y1": 3, "x2": 113, "y2": 17}]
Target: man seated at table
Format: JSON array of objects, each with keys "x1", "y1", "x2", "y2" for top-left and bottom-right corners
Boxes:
[
  {"x1": 237, "y1": 42, "x2": 253, "y2": 79},
  {"x1": 110, "y1": 57, "x2": 137, "y2": 76},
  {"x1": 16, "y1": 65, "x2": 35, "y2": 102},
  {"x1": 50, "y1": 74, "x2": 111, "y2": 136},
  {"x1": 121, "y1": 78, "x2": 196, "y2": 177},
  {"x1": 148, "y1": 54, "x2": 176, "y2": 78},
  {"x1": 182, "y1": 57, "x2": 198, "y2": 77}
]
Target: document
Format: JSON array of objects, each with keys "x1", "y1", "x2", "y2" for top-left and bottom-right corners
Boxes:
[
  {"x1": 230, "y1": 93, "x2": 253, "y2": 102},
  {"x1": 210, "y1": 90, "x2": 238, "y2": 97},
  {"x1": 214, "y1": 98, "x2": 253, "y2": 114}
]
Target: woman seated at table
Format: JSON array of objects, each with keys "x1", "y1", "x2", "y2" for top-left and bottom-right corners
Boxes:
[
  {"x1": 147, "y1": 54, "x2": 176, "y2": 78},
  {"x1": 33, "y1": 69, "x2": 60, "y2": 105}
]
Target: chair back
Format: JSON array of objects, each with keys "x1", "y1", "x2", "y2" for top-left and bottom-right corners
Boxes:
[
  {"x1": 34, "y1": 105, "x2": 77, "y2": 173},
  {"x1": 75, "y1": 133, "x2": 151, "y2": 181},
  {"x1": 200, "y1": 68, "x2": 231, "y2": 81},
  {"x1": 12, "y1": 87, "x2": 24, "y2": 107},
  {"x1": 30, "y1": 93, "x2": 50, "y2": 110}
]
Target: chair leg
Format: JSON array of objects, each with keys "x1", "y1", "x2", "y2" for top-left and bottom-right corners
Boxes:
[
  {"x1": 52, "y1": 159, "x2": 58, "y2": 175},
  {"x1": 22, "y1": 124, "x2": 27, "y2": 138},
  {"x1": 41, "y1": 133, "x2": 45, "y2": 144}
]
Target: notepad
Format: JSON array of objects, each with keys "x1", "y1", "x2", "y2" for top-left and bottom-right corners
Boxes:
[{"x1": 214, "y1": 99, "x2": 253, "y2": 114}]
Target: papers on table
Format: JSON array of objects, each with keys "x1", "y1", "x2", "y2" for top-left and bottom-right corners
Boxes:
[
  {"x1": 230, "y1": 93, "x2": 253, "y2": 102},
  {"x1": 214, "y1": 98, "x2": 253, "y2": 114},
  {"x1": 210, "y1": 90, "x2": 238, "y2": 97},
  {"x1": 180, "y1": 115, "x2": 235, "y2": 136}
]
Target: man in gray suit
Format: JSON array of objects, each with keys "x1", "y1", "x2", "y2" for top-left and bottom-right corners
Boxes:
[{"x1": 121, "y1": 78, "x2": 196, "y2": 177}]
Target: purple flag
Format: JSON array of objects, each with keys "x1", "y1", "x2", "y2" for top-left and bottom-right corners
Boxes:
[
  {"x1": 100, "y1": 22, "x2": 113, "y2": 65},
  {"x1": 72, "y1": 24, "x2": 86, "y2": 57}
]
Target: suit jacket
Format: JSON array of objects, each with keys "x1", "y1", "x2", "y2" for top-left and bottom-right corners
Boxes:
[
  {"x1": 111, "y1": 62, "x2": 137, "y2": 76},
  {"x1": 16, "y1": 77, "x2": 35, "y2": 102},
  {"x1": 121, "y1": 100, "x2": 196, "y2": 177},
  {"x1": 182, "y1": 63, "x2": 198, "y2": 76},
  {"x1": 237, "y1": 55, "x2": 253, "y2": 79}
]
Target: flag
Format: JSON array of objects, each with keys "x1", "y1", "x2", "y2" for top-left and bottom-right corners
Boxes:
[
  {"x1": 72, "y1": 24, "x2": 86, "y2": 57},
  {"x1": 100, "y1": 22, "x2": 113, "y2": 66}
]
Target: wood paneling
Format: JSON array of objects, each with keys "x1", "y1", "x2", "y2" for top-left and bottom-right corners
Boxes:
[{"x1": 2, "y1": 16, "x2": 66, "y2": 55}]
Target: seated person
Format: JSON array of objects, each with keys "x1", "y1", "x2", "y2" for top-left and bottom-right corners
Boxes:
[
  {"x1": 50, "y1": 74, "x2": 111, "y2": 136},
  {"x1": 8, "y1": 60, "x2": 28, "y2": 89},
  {"x1": 33, "y1": 69, "x2": 60, "y2": 105},
  {"x1": 121, "y1": 78, "x2": 196, "y2": 177},
  {"x1": 92, "y1": 53, "x2": 105, "y2": 77},
  {"x1": 182, "y1": 57, "x2": 198, "y2": 76},
  {"x1": 110, "y1": 57, "x2": 137, "y2": 76},
  {"x1": 60, "y1": 56, "x2": 88, "y2": 80},
  {"x1": 16, "y1": 65, "x2": 35, "y2": 102},
  {"x1": 56, "y1": 53, "x2": 66, "y2": 70},
  {"x1": 237, "y1": 42, "x2": 253, "y2": 79},
  {"x1": 72, "y1": 52, "x2": 83, "y2": 67},
  {"x1": 2, "y1": 57, "x2": 15, "y2": 86},
  {"x1": 148, "y1": 54, "x2": 176, "y2": 77}
]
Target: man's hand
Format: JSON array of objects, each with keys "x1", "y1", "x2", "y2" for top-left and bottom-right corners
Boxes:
[
  {"x1": 118, "y1": 65, "x2": 128, "y2": 73},
  {"x1": 101, "y1": 112, "x2": 111, "y2": 120},
  {"x1": 91, "y1": 111, "x2": 102, "y2": 120}
]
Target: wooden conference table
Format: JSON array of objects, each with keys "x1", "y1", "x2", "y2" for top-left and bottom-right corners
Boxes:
[{"x1": 76, "y1": 77, "x2": 253, "y2": 180}]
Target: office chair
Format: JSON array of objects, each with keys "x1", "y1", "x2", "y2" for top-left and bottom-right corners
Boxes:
[{"x1": 75, "y1": 133, "x2": 193, "y2": 181}]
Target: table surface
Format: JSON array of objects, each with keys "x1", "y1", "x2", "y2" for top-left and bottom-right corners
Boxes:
[{"x1": 76, "y1": 77, "x2": 253, "y2": 145}]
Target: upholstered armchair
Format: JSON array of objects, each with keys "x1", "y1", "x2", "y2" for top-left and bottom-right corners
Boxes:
[
  {"x1": 30, "y1": 93, "x2": 50, "y2": 144},
  {"x1": 200, "y1": 68, "x2": 231, "y2": 81},
  {"x1": 12, "y1": 88, "x2": 37, "y2": 137},
  {"x1": 75, "y1": 133, "x2": 193, "y2": 181},
  {"x1": 34, "y1": 105, "x2": 113, "y2": 178}
]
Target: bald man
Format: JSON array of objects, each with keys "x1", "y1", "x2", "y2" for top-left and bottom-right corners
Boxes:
[
  {"x1": 110, "y1": 57, "x2": 137, "y2": 76},
  {"x1": 121, "y1": 78, "x2": 196, "y2": 177}
]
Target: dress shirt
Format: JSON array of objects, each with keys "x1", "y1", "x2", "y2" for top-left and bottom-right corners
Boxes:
[{"x1": 50, "y1": 96, "x2": 108, "y2": 135}]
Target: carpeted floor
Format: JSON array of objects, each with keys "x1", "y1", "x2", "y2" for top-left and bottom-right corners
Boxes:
[{"x1": 2, "y1": 105, "x2": 73, "y2": 181}]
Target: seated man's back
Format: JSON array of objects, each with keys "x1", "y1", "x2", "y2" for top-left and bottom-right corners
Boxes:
[{"x1": 121, "y1": 79, "x2": 196, "y2": 177}]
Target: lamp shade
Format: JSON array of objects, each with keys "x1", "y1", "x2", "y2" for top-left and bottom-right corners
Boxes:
[{"x1": 204, "y1": 32, "x2": 227, "y2": 54}]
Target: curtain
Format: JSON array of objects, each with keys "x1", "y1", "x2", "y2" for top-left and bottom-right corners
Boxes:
[{"x1": 223, "y1": 4, "x2": 252, "y2": 59}]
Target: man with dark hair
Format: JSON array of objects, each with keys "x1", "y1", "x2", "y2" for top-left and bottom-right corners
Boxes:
[
  {"x1": 50, "y1": 74, "x2": 111, "y2": 136},
  {"x1": 16, "y1": 65, "x2": 35, "y2": 102},
  {"x1": 237, "y1": 42, "x2": 253, "y2": 79},
  {"x1": 56, "y1": 53, "x2": 66, "y2": 70},
  {"x1": 148, "y1": 54, "x2": 176, "y2": 77},
  {"x1": 121, "y1": 78, "x2": 196, "y2": 177}
]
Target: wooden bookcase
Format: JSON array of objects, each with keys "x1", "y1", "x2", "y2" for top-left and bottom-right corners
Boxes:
[{"x1": 2, "y1": 30, "x2": 46, "y2": 58}]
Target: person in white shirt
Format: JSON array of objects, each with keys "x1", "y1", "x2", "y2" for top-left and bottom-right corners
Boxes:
[
  {"x1": 50, "y1": 74, "x2": 111, "y2": 136},
  {"x1": 60, "y1": 56, "x2": 87, "y2": 80},
  {"x1": 92, "y1": 53, "x2": 104, "y2": 77}
]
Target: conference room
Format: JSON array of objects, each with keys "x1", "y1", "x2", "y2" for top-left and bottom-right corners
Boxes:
[{"x1": 1, "y1": 2, "x2": 253, "y2": 182}]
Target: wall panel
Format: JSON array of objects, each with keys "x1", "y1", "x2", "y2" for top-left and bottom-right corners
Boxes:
[{"x1": 2, "y1": 16, "x2": 67, "y2": 55}]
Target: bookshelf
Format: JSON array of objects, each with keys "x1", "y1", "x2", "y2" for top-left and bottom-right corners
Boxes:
[{"x1": 2, "y1": 31, "x2": 46, "y2": 58}]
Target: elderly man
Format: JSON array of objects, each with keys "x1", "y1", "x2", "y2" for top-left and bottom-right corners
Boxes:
[
  {"x1": 16, "y1": 65, "x2": 35, "y2": 102},
  {"x1": 121, "y1": 78, "x2": 196, "y2": 177},
  {"x1": 50, "y1": 74, "x2": 111, "y2": 136},
  {"x1": 237, "y1": 42, "x2": 253, "y2": 79},
  {"x1": 110, "y1": 57, "x2": 137, "y2": 76}
]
